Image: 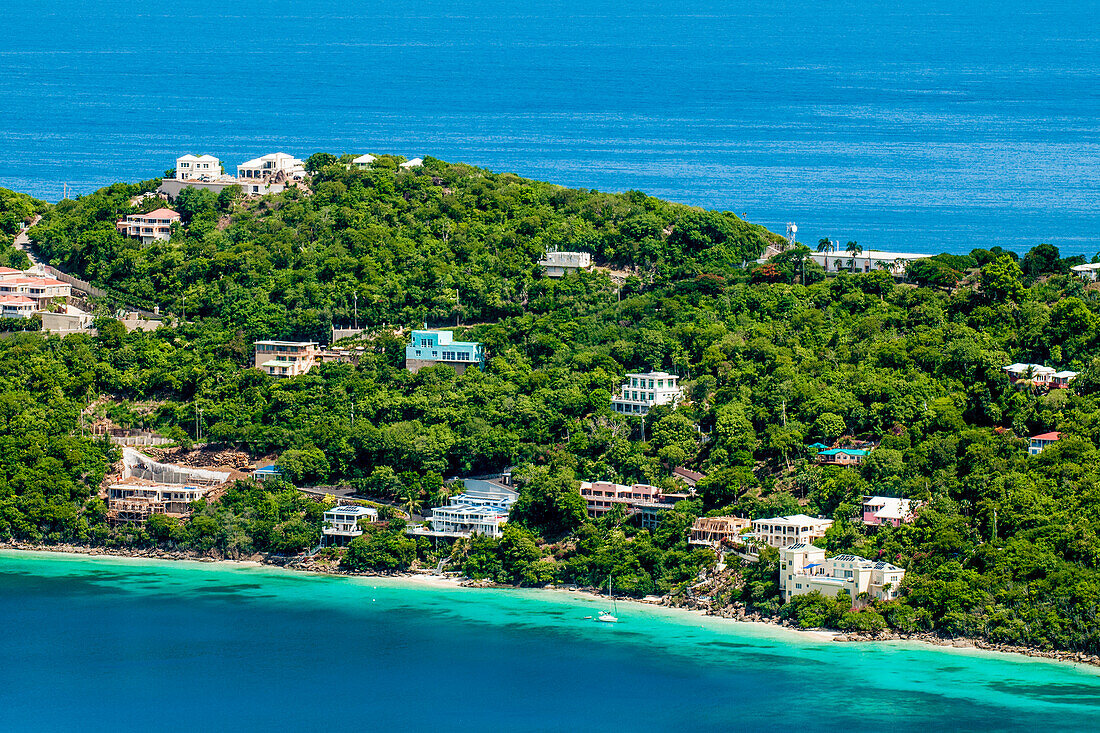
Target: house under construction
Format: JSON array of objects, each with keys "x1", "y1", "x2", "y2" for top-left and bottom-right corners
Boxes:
[{"x1": 107, "y1": 448, "x2": 231, "y2": 524}]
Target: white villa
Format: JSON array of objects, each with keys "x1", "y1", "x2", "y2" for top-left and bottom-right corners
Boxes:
[
  {"x1": 538, "y1": 250, "x2": 592, "y2": 277},
  {"x1": 410, "y1": 480, "x2": 518, "y2": 539},
  {"x1": 779, "y1": 544, "x2": 905, "y2": 605},
  {"x1": 1071, "y1": 262, "x2": 1100, "y2": 281},
  {"x1": 323, "y1": 505, "x2": 378, "y2": 546},
  {"x1": 351, "y1": 154, "x2": 376, "y2": 170},
  {"x1": 611, "y1": 371, "x2": 683, "y2": 415},
  {"x1": 175, "y1": 154, "x2": 222, "y2": 181},
  {"x1": 808, "y1": 249, "x2": 931, "y2": 275},
  {"x1": 237, "y1": 152, "x2": 306, "y2": 183},
  {"x1": 751, "y1": 514, "x2": 833, "y2": 548}
]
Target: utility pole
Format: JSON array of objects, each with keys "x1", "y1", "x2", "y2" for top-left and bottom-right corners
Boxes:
[
  {"x1": 455, "y1": 288, "x2": 460, "y2": 327},
  {"x1": 194, "y1": 405, "x2": 203, "y2": 442},
  {"x1": 353, "y1": 291, "x2": 358, "y2": 330}
]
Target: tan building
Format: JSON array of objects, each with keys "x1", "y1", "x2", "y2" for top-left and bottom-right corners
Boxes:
[
  {"x1": 751, "y1": 514, "x2": 833, "y2": 548},
  {"x1": 689, "y1": 516, "x2": 751, "y2": 547},
  {"x1": 254, "y1": 340, "x2": 358, "y2": 377},
  {"x1": 779, "y1": 544, "x2": 905, "y2": 606},
  {"x1": 578, "y1": 480, "x2": 680, "y2": 530}
]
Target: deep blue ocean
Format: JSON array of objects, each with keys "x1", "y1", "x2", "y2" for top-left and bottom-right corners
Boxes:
[
  {"x1": 2, "y1": 552, "x2": 1099, "y2": 732},
  {"x1": 1, "y1": 0, "x2": 1097, "y2": 255}
]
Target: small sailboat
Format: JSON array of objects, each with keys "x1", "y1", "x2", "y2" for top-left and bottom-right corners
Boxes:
[{"x1": 597, "y1": 575, "x2": 618, "y2": 623}]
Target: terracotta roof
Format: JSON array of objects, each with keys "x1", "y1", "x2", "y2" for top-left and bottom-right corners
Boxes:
[
  {"x1": 1031, "y1": 432, "x2": 1061, "y2": 442},
  {"x1": 143, "y1": 208, "x2": 180, "y2": 218},
  {"x1": 0, "y1": 295, "x2": 35, "y2": 305}
]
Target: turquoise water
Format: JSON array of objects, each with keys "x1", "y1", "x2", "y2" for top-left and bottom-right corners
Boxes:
[
  {"x1": 1, "y1": 1, "x2": 1098, "y2": 255},
  {"x1": 1, "y1": 550, "x2": 1098, "y2": 731}
]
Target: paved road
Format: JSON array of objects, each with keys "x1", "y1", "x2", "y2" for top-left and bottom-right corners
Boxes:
[{"x1": 13, "y1": 216, "x2": 43, "y2": 266}]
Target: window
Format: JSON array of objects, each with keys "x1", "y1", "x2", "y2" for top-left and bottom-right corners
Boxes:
[
  {"x1": 657, "y1": 379, "x2": 664, "y2": 387},
  {"x1": 631, "y1": 378, "x2": 638, "y2": 387},
  {"x1": 415, "y1": 350, "x2": 421, "y2": 356},
  {"x1": 648, "y1": 380, "x2": 654, "y2": 388}
]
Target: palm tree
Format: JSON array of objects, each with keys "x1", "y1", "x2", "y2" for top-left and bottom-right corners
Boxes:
[
  {"x1": 397, "y1": 483, "x2": 423, "y2": 518},
  {"x1": 894, "y1": 258, "x2": 909, "y2": 281},
  {"x1": 845, "y1": 241, "x2": 863, "y2": 272},
  {"x1": 817, "y1": 238, "x2": 835, "y2": 272}
]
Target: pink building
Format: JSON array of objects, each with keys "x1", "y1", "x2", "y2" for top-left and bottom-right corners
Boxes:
[
  {"x1": 861, "y1": 496, "x2": 917, "y2": 527},
  {"x1": 578, "y1": 480, "x2": 679, "y2": 529}
]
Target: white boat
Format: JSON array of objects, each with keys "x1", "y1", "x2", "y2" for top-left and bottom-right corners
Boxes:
[{"x1": 597, "y1": 575, "x2": 618, "y2": 623}]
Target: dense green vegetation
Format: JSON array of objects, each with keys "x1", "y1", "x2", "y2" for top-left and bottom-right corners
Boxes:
[
  {"x1": 2, "y1": 156, "x2": 1100, "y2": 655},
  {"x1": 0, "y1": 188, "x2": 42, "y2": 268}
]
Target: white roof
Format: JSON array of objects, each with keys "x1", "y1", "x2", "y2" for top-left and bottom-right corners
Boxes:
[
  {"x1": 625, "y1": 371, "x2": 679, "y2": 379},
  {"x1": 325, "y1": 505, "x2": 377, "y2": 517},
  {"x1": 352, "y1": 154, "x2": 376, "y2": 164},
  {"x1": 254, "y1": 340, "x2": 317, "y2": 347},
  {"x1": 863, "y1": 496, "x2": 912, "y2": 520},
  {"x1": 178, "y1": 154, "x2": 220, "y2": 163},
  {"x1": 1053, "y1": 370, "x2": 1078, "y2": 379},
  {"x1": 1004, "y1": 363, "x2": 1056, "y2": 375},
  {"x1": 754, "y1": 514, "x2": 833, "y2": 527},
  {"x1": 400, "y1": 157, "x2": 424, "y2": 168},
  {"x1": 1072, "y1": 263, "x2": 1100, "y2": 272}
]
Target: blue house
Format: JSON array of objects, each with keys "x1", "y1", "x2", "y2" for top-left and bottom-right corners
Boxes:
[
  {"x1": 405, "y1": 330, "x2": 485, "y2": 375},
  {"x1": 253, "y1": 465, "x2": 284, "y2": 482}
]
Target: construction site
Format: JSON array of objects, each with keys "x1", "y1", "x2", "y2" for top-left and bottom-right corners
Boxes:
[{"x1": 105, "y1": 448, "x2": 236, "y2": 524}]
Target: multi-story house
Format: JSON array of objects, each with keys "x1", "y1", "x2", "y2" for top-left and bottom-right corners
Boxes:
[
  {"x1": 861, "y1": 496, "x2": 917, "y2": 527},
  {"x1": 688, "y1": 516, "x2": 751, "y2": 547},
  {"x1": 175, "y1": 154, "x2": 222, "y2": 181},
  {"x1": 0, "y1": 295, "x2": 37, "y2": 318},
  {"x1": 611, "y1": 371, "x2": 683, "y2": 415},
  {"x1": 0, "y1": 271, "x2": 72, "y2": 310},
  {"x1": 237, "y1": 152, "x2": 306, "y2": 182},
  {"x1": 1004, "y1": 363, "x2": 1077, "y2": 389},
  {"x1": 578, "y1": 480, "x2": 683, "y2": 529},
  {"x1": 404, "y1": 329, "x2": 485, "y2": 374},
  {"x1": 115, "y1": 208, "x2": 181, "y2": 243},
  {"x1": 779, "y1": 544, "x2": 905, "y2": 605},
  {"x1": 410, "y1": 481, "x2": 518, "y2": 538},
  {"x1": 1029, "y1": 431, "x2": 1061, "y2": 455},
  {"x1": 750, "y1": 514, "x2": 833, "y2": 548},
  {"x1": 254, "y1": 340, "x2": 319, "y2": 377},
  {"x1": 322, "y1": 505, "x2": 379, "y2": 546}
]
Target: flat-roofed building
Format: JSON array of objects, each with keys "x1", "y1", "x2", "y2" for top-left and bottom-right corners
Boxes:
[
  {"x1": 254, "y1": 340, "x2": 319, "y2": 377},
  {"x1": 116, "y1": 208, "x2": 181, "y2": 243},
  {"x1": 689, "y1": 516, "x2": 751, "y2": 547},
  {"x1": 405, "y1": 329, "x2": 485, "y2": 374},
  {"x1": 611, "y1": 371, "x2": 683, "y2": 415},
  {"x1": 107, "y1": 448, "x2": 230, "y2": 523},
  {"x1": 175, "y1": 154, "x2": 222, "y2": 181},
  {"x1": 751, "y1": 514, "x2": 833, "y2": 548},
  {"x1": 538, "y1": 250, "x2": 592, "y2": 277},
  {"x1": 323, "y1": 505, "x2": 378, "y2": 546},
  {"x1": 237, "y1": 152, "x2": 305, "y2": 181},
  {"x1": 578, "y1": 480, "x2": 680, "y2": 529},
  {"x1": 779, "y1": 544, "x2": 905, "y2": 605}
]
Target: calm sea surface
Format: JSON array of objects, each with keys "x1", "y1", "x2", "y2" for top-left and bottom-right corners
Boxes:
[
  {"x1": 1, "y1": 550, "x2": 1098, "y2": 732},
  {"x1": 0, "y1": 0, "x2": 1098, "y2": 255}
]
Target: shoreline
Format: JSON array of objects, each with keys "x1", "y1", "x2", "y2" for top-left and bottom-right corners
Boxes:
[{"x1": 3, "y1": 541, "x2": 1098, "y2": 669}]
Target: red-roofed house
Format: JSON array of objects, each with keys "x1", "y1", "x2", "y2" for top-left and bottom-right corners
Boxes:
[
  {"x1": 0, "y1": 295, "x2": 37, "y2": 318},
  {"x1": 0, "y1": 276, "x2": 71, "y2": 308},
  {"x1": 116, "y1": 208, "x2": 180, "y2": 243},
  {"x1": 1029, "y1": 432, "x2": 1061, "y2": 455}
]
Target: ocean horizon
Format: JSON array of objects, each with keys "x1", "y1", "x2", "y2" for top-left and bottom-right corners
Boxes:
[
  {"x1": 1, "y1": 0, "x2": 1098, "y2": 256},
  {"x1": 2, "y1": 550, "x2": 1099, "y2": 732}
]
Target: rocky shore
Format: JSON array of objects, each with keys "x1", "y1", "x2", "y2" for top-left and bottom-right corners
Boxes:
[{"x1": 4, "y1": 541, "x2": 1099, "y2": 668}]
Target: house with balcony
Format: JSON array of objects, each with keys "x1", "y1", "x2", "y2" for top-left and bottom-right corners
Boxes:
[
  {"x1": 861, "y1": 496, "x2": 917, "y2": 527},
  {"x1": 0, "y1": 273, "x2": 72, "y2": 310},
  {"x1": 538, "y1": 250, "x2": 592, "y2": 277},
  {"x1": 779, "y1": 544, "x2": 905, "y2": 605},
  {"x1": 1004, "y1": 363, "x2": 1077, "y2": 389},
  {"x1": 405, "y1": 329, "x2": 485, "y2": 374},
  {"x1": 237, "y1": 152, "x2": 306, "y2": 181},
  {"x1": 116, "y1": 208, "x2": 181, "y2": 243},
  {"x1": 611, "y1": 371, "x2": 683, "y2": 415},
  {"x1": 322, "y1": 505, "x2": 378, "y2": 546},
  {"x1": 409, "y1": 481, "x2": 518, "y2": 539},
  {"x1": 578, "y1": 480, "x2": 683, "y2": 529},
  {"x1": 750, "y1": 514, "x2": 833, "y2": 549},
  {"x1": 689, "y1": 516, "x2": 751, "y2": 547},
  {"x1": 1029, "y1": 431, "x2": 1061, "y2": 455},
  {"x1": 254, "y1": 340, "x2": 319, "y2": 377},
  {"x1": 0, "y1": 295, "x2": 36, "y2": 319},
  {"x1": 816, "y1": 447, "x2": 870, "y2": 466},
  {"x1": 175, "y1": 154, "x2": 222, "y2": 181}
]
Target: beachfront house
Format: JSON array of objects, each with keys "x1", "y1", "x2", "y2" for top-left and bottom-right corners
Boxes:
[
  {"x1": 409, "y1": 481, "x2": 518, "y2": 539},
  {"x1": 751, "y1": 515, "x2": 833, "y2": 549},
  {"x1": 175, "y1": 154, "x2": 222, "y2": 181},
  {"x1": 611, "y1": 371, "x2": 684, "y2": 415},
  {"x1": 779, "y1": 544, "x2": 905, "y2": 605},
  {"x1": 115, "y1": 208, "x2": 181, "y2": 243},
  {"x1": 861, "y1": 496, "x2": 917, "y2": 527},
  {"x1": 537, "y1": 250, "x2": 592, "y2": 277},
  {"x1": 404, "y1": 329, "x2": 485, "y2": 374},
  {"x1": 1029, "y1": 432, "x2": 1061, "y2": 455},
  {"x1": 106, "y1": 448, "x2": 229, "y2": 524},
  {"x1": 689, "y1": 516, "x2": 751, "y2": 548},
  {"x1": 578, "y1": 480, "x2": 682, "y2": 529},
  {"x1": 322, "y1": 505, "x2": 379, "y2": 546},
  {"x1": 816, "y1": 447, "x2": 870, "y2": 466}
]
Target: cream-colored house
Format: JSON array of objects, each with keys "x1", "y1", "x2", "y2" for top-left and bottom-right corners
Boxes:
[
  {"x1": 175, "y1": 154, "x2": 222, "y2": 181},
  {"x1": 751, "y1": 514, "x2": 833, "y2": 548},
  {"x1": 779, "y1": 544, "x2": 905, "y2": 605},
  {"x1": 237, "y1": 152, "x2": 306, "y2": 182}
]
